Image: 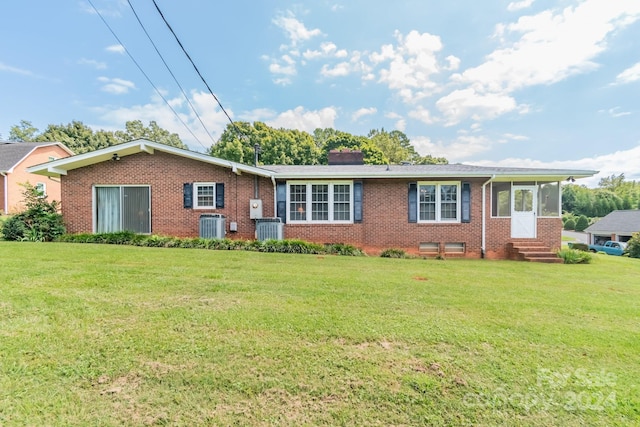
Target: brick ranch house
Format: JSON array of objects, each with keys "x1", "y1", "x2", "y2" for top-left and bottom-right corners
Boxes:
[
  {"x1": 1, "y1": 141, "x2": 73, "y2": 214},
  {"x1": 28, "y1": 139, "x2": 596, "y2": 259}
]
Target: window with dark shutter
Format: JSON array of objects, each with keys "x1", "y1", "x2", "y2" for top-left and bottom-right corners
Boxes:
[
  {"x1": 408, "y1": 182, "x2": 418, "y2": 223},
  {"x1": 353, "y1": 181, "x2": 363, "y2": 223},
  {"x1": 276, "y1": 182, "x2": 287, "y2": 223},
  {"x1": 215, "y1": 183, "x2": 225, "y2": 208},
  {"x1": 461, "y1": 182, "x2": 471, "y2": 223},
  {"x1": 183, "y1": 183, "x2": 193, "y2": 208}
]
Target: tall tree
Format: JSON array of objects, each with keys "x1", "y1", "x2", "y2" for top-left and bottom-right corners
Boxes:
[
  {"x1": 9, "y1": 120, "x2": 39, "y2": 142},
  {"x1": 8, "y1": 119, "x2": 186, "y2": 153},
  {"x1": 114, "y1": 120, "x2": 186, "y2": 149},
  {"x1": 368, "y1": 128, "x2": 417, "y2": 164},
  {"x1": 210, "y1": 122, "x2": 321, "y2": 165}
]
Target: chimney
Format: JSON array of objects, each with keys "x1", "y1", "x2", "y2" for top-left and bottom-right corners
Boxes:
[{"x1": 328, "y1": 149, "x2": 364, "y2": 165}]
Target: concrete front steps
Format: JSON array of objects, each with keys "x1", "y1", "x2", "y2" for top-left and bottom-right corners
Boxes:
[{"x1": 507, "y1": 240, "x2": 563, "y2": 263}]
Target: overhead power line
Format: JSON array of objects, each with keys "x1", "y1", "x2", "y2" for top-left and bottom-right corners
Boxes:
[
  {"x1": 150, "y1": 0, "x2": 247, "y2": 140},
  {"x1": 86, "y1": 0, "x2": 209, "y2": 151},
  {"x1": 126, "y1": 0, "x2": 216, "y2": 146}
]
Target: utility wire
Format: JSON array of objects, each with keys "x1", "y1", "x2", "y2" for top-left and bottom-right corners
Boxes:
[
  {"x1": 126, "y1": 0, "x2": 216, "y2": 146},
  {"x1": 86, "y1": 0, "x2": 209, "y2": 151},
  {"x1": 150, "y1": 0, "x2": 246, "y2": 140}
]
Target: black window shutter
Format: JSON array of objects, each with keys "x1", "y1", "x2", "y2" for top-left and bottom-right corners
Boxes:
[
  {"x1": 353, "y1": 181, "x2": 363, "y2": 223},
  {"x1": 183, "y1": 183, "x2": 193, "y2": 208},
  {"x1": 408, "y1": 182, "x2": 417, "y2": 223},
  {"x1": 216, "y1": 183, "x2": 225, "y2": 208},
  {"x1": 276, "y1": 182, "x2": 287, "y2": 223},
  {"x1": 461, "y1": 182, "x2": 471, "y2": 223}
]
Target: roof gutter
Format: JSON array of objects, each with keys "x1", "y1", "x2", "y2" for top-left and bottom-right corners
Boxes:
[{"x1": 481, "y1": 175, "x2": 496, "y2": 259}]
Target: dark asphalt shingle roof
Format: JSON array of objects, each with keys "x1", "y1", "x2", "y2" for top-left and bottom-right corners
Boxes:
[
  {"x1": 585, "y1": 210, "x2": 640, "y2": 234},
  {"x1": 262, "y1": 163, "x2": 596, "y2": 178},
  {"x1": 0, "y1": 142, "x2": 59, "y2": 172}
]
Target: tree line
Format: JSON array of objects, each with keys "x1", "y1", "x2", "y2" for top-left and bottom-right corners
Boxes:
[
  {"x1": 562, "y1": 173, "x2": 640, "y2": 220},
  {"x1": 7, "y1": 119, "x2": 448, "y2": 166}
]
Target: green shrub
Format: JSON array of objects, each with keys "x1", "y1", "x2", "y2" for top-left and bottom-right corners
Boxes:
[
  {"x1": 1, "y1": 183, "x2": 65, "y2": 242},
  {"x1": 575, "y1": 215, "x2": 589, "y2": 232},
  {"x1": 380, "y1": 248, "x2": 407, "y2": 258},
  {"x1": 563, "y1": 219, "x2": 576, "y2": 230},
  {"x1": 53, "y1": 233, "x2": 365, "y2": 257},
  {"x1": 627, "y1": 232, "x2": 640, "y2": 259},
  {"x1": 1, "y1": 215, "x2": 28, "y2": 241},
  {"x1": 325, "y1": 243, "x2": 365, "y2": 256},
  {"x1": 556, "y1": 248, "x2": 592, "y2": 264}
]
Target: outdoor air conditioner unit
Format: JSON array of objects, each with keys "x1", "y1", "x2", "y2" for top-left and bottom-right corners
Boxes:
[
  {"x1": 256, "y1": 217, "x2": 284, "y2": 241},
  {"x1": 199, "y1": 214, "x2": 226, "y2": 239}
]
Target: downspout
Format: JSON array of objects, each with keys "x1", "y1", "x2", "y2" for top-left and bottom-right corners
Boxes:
[
  {"x1": 1, "y1": 172, "x2": 7, "y2": 214},
  {"x1": 271, "y1": 175, "x2": 277, "y2": 217},
  {"x1": 481, "y1": 175, "x2": 496, "y2": 259}
]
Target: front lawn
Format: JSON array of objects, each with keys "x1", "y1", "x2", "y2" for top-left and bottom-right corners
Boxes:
[{"x1": 0, "y1": 242, "x2": 638, "y2": 426}]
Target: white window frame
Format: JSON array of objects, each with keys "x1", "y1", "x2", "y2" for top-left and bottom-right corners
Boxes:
[
  {"x1": 417, "y1": 181, "x2": 460, "y2": 223},
  {"x1": 193, "y1": 182, "x2": 217, "y2": 209},
  {"x1": 92, "y1": 185, "x2": 151, "y2": 234},
  {"x1": 286, "y1": 181, "x2": 354, "y2": 224},
  {"x1": 35, "y1": 182, "x2": 47, "y2": 198}
]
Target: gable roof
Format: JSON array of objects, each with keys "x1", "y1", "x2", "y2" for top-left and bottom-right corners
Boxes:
[
  {"x1": 26, "y1": 138, "x2": 597, "y2": 182},
  {"x1": 26, "y1": 139, "x2": 274, "y2": 178},
  {"x1": 584, "y1": 210, "x2": 640, "y2": 234},
  {"x1": 0, "y1": 141, "x2": 74, "y2": 173}
]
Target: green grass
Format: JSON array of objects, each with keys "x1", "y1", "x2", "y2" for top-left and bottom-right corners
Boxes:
[{"x1": 1, "y1": 242, "x2": 638, "y2": 426}]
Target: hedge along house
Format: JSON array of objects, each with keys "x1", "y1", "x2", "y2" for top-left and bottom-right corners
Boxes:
[{"x1": 28, "y1": 139, "x2": 596, "y2": 259}]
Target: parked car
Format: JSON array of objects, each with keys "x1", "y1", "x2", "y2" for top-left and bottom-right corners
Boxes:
[{"x1": 588, "y1": 240, "x2": 627, "y2": 256}]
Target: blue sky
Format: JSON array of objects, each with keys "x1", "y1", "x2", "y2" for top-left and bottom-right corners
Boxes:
[{"x1": 1, "y1": 0, "x2": 639, "y2": 186}]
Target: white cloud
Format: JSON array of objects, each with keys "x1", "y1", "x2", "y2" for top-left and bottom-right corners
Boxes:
[
  {"x1": 376, "y1": 30, "x2": 445, "y2": 102},
  {"x1": 411, "y1": 134, "x2": 494, "y2": 161},
  {"x1": 320, "y1": 62, "x2": 352, "y2": 77},
  {"x1": 444, "y1": 55, "x2": 461, "y2": 71},
  {"x1": 615, "y1": 62, "x2": 640, "y2": 84},
  {"x1": 351, "y1": 107, "x2": 377, "y2": 121},
  {"x1": 97, "y1": 77, "x2": 135, "y2": 94},
  {"x1": 471, "y1": 144, "x2": 640, "y2": 187},
  {"x1": 269, "y1": 55, "x2": 296, "y2": 76},
  {"x1": 0, "y1": 62, "x2": 37, "y2": 77},
  {"x1": 105, "y1": 44, "x2": 125, "y2": 55},
  {"x1": 459, "y1": 1, "x2": 640, "y2": 94},
  {"x1": 267, "y1": 106, "x2": 338, "y2": 132},
  {"x1": 600, "y1": 107, "x2": 632, "y2": 118},
  {"x1": 273, "y1": 12, "x2": 322, "y2": 46},
  {"x1": 508, "y1": 0, "x2": 535, "y2": 12},
  {"x1": 503, "y1": 133, "x2": 530, "y2": 141},
  {"x1": 96, "y1": 91, "x2": 232, "y2": 151},
  {"x1": 78, "y1": 58, "x2": 107, "y2": 69},
  {"x1": 408, "y1": 106, "x2": 434, "y2": 125},
  {"x1": 436, "y1": 88, "x2": 518, "y2": 125}
]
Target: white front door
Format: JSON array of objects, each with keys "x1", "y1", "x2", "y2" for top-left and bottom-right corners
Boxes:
[{"x1": 511, "y1": 185, "x2": 537, "y2": 238}]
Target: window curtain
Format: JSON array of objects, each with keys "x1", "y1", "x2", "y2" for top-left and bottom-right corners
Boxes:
[{"x1": 96, "y1": 187, "x2": 120, "y2": 233}]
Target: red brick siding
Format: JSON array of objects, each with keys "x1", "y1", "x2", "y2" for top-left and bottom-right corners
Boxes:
[
  {"x1": 61, "y1": 153, "x2": 563, "y2": 258},
  {"x1": 61, "y1": 151, "x2": 274, "y2": 239},
  {"x1": 283, "y1": 178, "x2": 485, "y2": 257}
]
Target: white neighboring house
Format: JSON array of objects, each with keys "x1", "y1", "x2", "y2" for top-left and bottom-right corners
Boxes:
[{"x1": 584, "y1": 210, "x2": 640, "y2": 244}]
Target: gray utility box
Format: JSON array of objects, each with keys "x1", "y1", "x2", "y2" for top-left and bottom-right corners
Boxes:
[
  {"x1": 199, "y1": 214, "x2": 226, "y2": 239},
  {"x1": 256, "y1": 218, "x2": 284, "y2": 241}
]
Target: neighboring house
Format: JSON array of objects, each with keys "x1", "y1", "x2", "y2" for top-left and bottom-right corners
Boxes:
[
  {"x1": 28, "y1": 139, "x2": 596, "y2": 259},
  {"x1": 0, "y1": 141, "x2": 74, "y2": 214},
  {"x1": 584, "y1": 210, "x2": 640, "y2": 244}
]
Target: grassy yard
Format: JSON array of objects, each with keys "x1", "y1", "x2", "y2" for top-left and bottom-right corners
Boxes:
[{"x1": 0, "y1": 242, "x2": 638, "y2": 426}]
